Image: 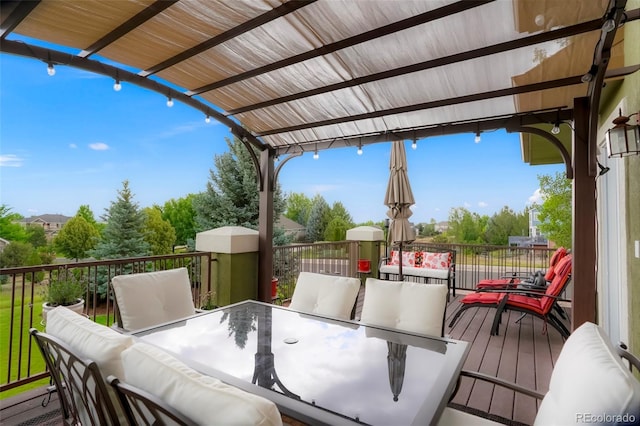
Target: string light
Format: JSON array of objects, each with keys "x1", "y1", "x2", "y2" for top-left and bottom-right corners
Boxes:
[
  {"x1": 474, "y1": 131, "x2": 481, "y2": 143},
  {"x1": 411, "y1": 139, "x2": 417, "y2": 150},
  {"x1": 113, "y1": 79, "x2": 122, "y2": 91},
  {"x1": 205, "y1": 115, "x2": 211, "y2": 124},
  {"x1": 46, "y1": 63, "x2": 55, "y2": 76},
  {"x1": 313, "y1": 149, "x2": 319, "y2": 160},
  {"x1": 357, "y1": 143, "x2": 363, "y2": 155},
  {"x1": 551, "y1": 123, "x2": 561, "y2": 135},
  {"x1": 166, "y1": 96, "x2": 174, "y2": 107}
]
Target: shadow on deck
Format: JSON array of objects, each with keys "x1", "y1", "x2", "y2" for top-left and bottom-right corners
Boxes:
[{"x1": 1, "y1": 290, "x2": 567, "y2": 426}]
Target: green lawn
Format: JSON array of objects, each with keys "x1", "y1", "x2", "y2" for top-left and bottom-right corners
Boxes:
[{"x1": 0, "y1": 282, "x2": 111, "y2": 400}]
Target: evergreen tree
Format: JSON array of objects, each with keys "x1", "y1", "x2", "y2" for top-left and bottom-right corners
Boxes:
[
  {"x1": 306, "y1": 195, "x2": 330, "y2": 242},
  {"x1": 536, "y1": 172, "x2": 572, "y2": 248},
  {"x1": 54, "y1": 215, "x2": 99, "y2": 261},
  {"x1": 193, "y1": 136, "x2": 286, "y2": 232},
  {"x1": 92, "y1": 180, "x2": 150, "y2": 259},
  {"x1": 143, "y1": 206, "x2": 176, "y2": 255},
  {"x1": 329, "y1": 201, "x2": 353, "y2": 225}
]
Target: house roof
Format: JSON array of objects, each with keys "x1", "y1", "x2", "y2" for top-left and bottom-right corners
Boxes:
[
  {"x1": 1, "y1": 0, "x2": 636, "y2": 165},
  {"x1": 22, "y1": 214, "x2": 72, "y2": 224}
]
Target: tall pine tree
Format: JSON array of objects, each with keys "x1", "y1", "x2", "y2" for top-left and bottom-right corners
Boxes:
[
  {"x1": 92, "y1": 180, "x2": 149, "y2": 259},
  {"x1": 193, "y1": 136, "x2": 286, "y2": 231}
]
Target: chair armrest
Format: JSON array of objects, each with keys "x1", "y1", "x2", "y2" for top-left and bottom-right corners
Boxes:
[{"x1": 459, "y1": 370, "x2": 545, "y2": 400}]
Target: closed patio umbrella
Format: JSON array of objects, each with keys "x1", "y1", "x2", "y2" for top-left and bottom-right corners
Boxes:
[
  {"x1": 387, "y1": 341, "x2": 408, "y2": 402},
  {"x1": 385, "y1": 140, "x2": 416, "y2": 281}
]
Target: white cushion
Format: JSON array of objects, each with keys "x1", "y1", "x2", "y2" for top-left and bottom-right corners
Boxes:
[
  {"x1": 288, "y1": 272, "x2": 361, "y2": 320},
  {"x1": 46, "y1": 306, "x2": 133, "y2": 423},
  {"x1": 534, "y1": 322, "x2": 640, "y2": 425},
  {"x1": 380, "y1": 265, "x2": 450, "y2": 280},
  {"x1": 121, "y1": 342, "x2": 283, "y2": 426},
  {"x1": 360, "y1": 278, "x2": 448, "y2": 337},
  {"x1": 112, "y1": 268, "x2": 196, "y2": 331},
  {"x1": 46, "y1": 306, "x2": 133, "y2": 381}
]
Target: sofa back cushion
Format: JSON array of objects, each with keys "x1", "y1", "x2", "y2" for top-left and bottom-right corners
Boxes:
[
  {"x1": 360, "y1": 278, "x2": 448, "y2": 337},
  {"x1": 535, "y1": 322, "x2": 640, "y2": 425},
  {"x1": 112, "y1": 267, "x2": 196, "y2": 331},
  {"x1": 388, "y1": 250, "x2": 415, "y2": 266},
  {"x1": 121, "y1": 342, "x2": 282, "y2": 426},
  {"x1": 46, "y1": 306, "x2": 133, "y2": 381},
  {"x1": 288, "y1": 272, "x2": 361, "y2": 320},
  {"x1": 46, "y1": 306, "x2": 133, "y2": 423},
  {"x1": 417, "y1": 251, "x2": 451, "y2": 270}
]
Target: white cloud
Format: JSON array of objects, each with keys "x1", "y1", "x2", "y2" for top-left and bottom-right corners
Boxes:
[
  {"x1": 478, "y1": 201, "x2": 488, "y2": 208},
  {"x1": 69, "y1": 143, "x2": 77, "y2": 149},
  {"x1": 0, "y1": 154, "x2": 24, "y2": 167},
  {"x1": 528, "y1": 188, "x2": 543, "y2": 205},
  {"x1": 89, "y1": 142, "x2": 109, "y2": 151}
]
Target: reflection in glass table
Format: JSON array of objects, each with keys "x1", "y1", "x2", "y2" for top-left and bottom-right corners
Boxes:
[{"x1": 134, "y1": 300, "x2": 470, "y2": 426}]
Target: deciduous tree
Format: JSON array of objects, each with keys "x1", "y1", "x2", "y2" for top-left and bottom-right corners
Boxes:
[
  {"x1": 143, "y1": 206, "x2": 176, "y2": 255},
  {"x1": 0, "y1": 204, "x2": 26, "y2": 242},
  {"x1": 161, "y1": 195, "x2": 197, "y2": 246},
  {"x1": 54, "y1": 216, "x2": 99, "y2": 261},
  {"x1": 535, "y1": 172, "x2": 572, "y2": 248}
]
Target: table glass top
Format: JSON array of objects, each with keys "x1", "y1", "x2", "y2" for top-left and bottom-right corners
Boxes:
[{"x1": 135, "y1": 301, "x2": 468, "y2": 425}]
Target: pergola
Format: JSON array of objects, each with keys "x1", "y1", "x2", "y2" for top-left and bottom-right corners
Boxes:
[{"x1": 2, "y1": 0, "x2": 637, "y2": 329}]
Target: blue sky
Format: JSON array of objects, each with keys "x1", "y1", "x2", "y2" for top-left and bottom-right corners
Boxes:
[{"x1": 0, "y1": 53, "x2": 563, "y2": 224}]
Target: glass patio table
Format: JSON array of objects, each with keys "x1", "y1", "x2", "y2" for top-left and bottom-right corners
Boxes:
[{"x1": 133, "y1": 300, "x2": 470, "y2": 426}]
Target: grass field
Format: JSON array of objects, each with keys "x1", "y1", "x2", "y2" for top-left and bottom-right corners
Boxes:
[{"x1": 0, "y1": 282, "x2": 110, "y2": 400}]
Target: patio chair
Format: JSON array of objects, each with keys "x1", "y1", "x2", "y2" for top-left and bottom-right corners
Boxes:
[
  {"x1": 111, "y1": 267, "x2": 198, "y2": 331},
  {"x1": 30, "y1": 328, "x2": 121, "y2": 425},
  {"x1": 288, "y1": 272, "x2": 361, "y2": 320},
  {"x1": 448, "y1": 255, "x2": 572, "y2": 338},
  {"x1": 475, "y1": 247, "x2": 567, "y2": 290},
  {"x1": 360, "y1": 278, "x2": 448, "y2": 337},
  {"x1": 438, "y1": 322, "x2": 640, "y2": 425},
  {"x1": 107, "y1": 376, "x2": 197, "y2": 426}
]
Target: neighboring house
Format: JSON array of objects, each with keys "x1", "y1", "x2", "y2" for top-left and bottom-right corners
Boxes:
[
  {"x1": 435, "y1": 221, "x2": 449, "y2": 233},
  {"x1": 276, "y1": 215, "x2": 306, "y2": 242},
  {"x1": 20, "y1": 214, "x2": 72, "y2": 240}
]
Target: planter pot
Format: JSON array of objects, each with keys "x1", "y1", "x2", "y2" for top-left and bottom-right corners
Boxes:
[{"x1": 42, "y1": 299, "x2": 85, "y2": 325}]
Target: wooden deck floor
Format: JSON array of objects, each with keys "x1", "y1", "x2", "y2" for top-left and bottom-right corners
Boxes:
[{"x1": 1, "y1": 291, "x2": 568, "y2": 425}]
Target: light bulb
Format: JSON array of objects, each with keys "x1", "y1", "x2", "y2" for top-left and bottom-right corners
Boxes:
[
  {"x1": 205, "y1": 115, "x2": 211, "y2": 124},
  {"x1": 313, "y1": 151, "x2": 319, "y2": 160},
  {"x1": 166, "y1": 97, "x2": 174, "y2": 107},
  {"x1": 357, "y1": 146, "x2": 363, "y2": 155},
  {"x1": 113, "y1": 80, "x2": 122, "y2": 91},
  {"x1": 47, "y1": 63, "x2": 55, "y2": 76},
  {"x1": 474, "y1": 132, "x2": 481, "y2": 143},
  {"x1": 411, "y1": 140, "x2": 417, "y2": 150},
  {"x1": 551, "y1": 123, "x2": 561, "y2": 135}
]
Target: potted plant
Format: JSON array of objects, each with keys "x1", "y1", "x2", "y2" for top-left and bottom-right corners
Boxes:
[
  {"x1": 198, "y1": 290, "x2": 217, "y2": 311},
  {"x1": 41, "y1": 269, "x2": 86, "y2": 323}
]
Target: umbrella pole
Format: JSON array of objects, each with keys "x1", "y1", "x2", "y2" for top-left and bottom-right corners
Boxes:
[{"x1": 398, "y1": 242, "x2": 403, "y2": 281}]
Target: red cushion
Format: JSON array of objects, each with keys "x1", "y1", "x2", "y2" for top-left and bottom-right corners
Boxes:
[
  {"x1": 460, "y1": 292, "x2": 503, "y2": 305},
  {"x1": 477, "y1": 279, "x2": 520, "y2": 289}
]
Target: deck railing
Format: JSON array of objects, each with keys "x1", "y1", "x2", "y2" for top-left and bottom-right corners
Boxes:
[
  {"x1": 1, "y1": 242, "x2": 564, "y2": 396},
  {"x1": 0, "y1": 252, "x2": 211, "y2": 394}
]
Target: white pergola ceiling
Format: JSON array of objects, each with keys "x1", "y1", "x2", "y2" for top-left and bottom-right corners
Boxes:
[{"x1": 0, "y1": 0, "x2": 635, "y2": 158}]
